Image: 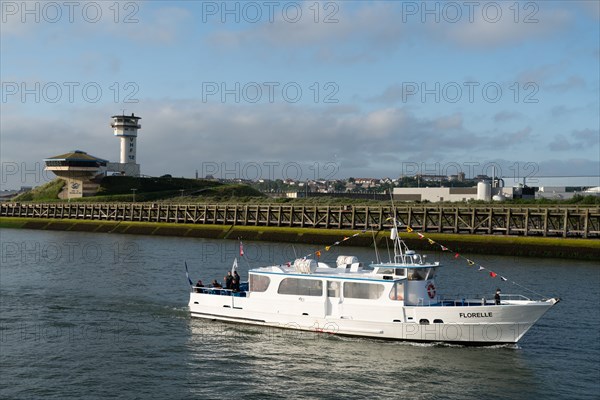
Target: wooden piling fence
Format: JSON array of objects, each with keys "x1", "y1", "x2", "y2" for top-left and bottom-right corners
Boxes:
[{"x1": 1, "y1": 203, "x2": 598, "y2": 238}]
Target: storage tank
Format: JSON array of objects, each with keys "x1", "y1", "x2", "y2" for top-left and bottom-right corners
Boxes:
[{"x1": 477, "y1": 181, "x2": 491, "y2": 201}]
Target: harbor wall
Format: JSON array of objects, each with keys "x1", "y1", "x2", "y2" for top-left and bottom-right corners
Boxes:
[{"x1": 1, "y1": 216, "x2": 599, "y2": 260}]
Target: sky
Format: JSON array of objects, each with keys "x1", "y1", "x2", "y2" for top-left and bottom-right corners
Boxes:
[{"x1": 1, "y1": 0, "x2": 599, "y2": 189}]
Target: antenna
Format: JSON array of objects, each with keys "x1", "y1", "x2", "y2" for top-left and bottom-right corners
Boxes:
[{"x1": 371, "y1": 227, "x2": 380, "y2": 264}]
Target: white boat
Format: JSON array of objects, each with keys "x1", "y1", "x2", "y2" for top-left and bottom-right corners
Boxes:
[{"x1": 188, "y1": 225, "x2": 559, "y2": 345}]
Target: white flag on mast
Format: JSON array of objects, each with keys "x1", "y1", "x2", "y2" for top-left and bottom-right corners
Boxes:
[{"x1": 231, "y1": 258, "x2": 238, "y2": 275}]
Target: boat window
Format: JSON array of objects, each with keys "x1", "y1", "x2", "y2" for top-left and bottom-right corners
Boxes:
[
  {"x1": 394, "y1": 268, "x2": 405, "y2": 277},
  {"x1": 249, "y1": 274, "x2": 270, "y2": 293},
  {"x1": 388, "y1": 282, "x2": 404, "y2": 301},
  {"x1": 344, "y1": 282, "x2": 384, "y2": 300},
  {"x1": 424, "y1": 268, "x2": 436, "y2": 280},
  {"x1": 407, "y1": 269, "x2": 425, "y2": 281},
  {"x1": 377, "y1": 268, "x2": 395, "y2": 275},
  {"x1": 327, "y1": 281, "x2": 341, "y2": 298},
  {"x1": 278, "y1": 278, "x2": 323, "y2": 296}
]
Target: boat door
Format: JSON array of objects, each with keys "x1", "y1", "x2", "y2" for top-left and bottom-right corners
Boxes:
[{"x1": 326, "y1": 280, "x2": 342, "y2": 318}]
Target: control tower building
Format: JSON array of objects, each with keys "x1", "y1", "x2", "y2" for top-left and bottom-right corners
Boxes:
[{"x1": 108, "y1": 113, "x2": 141, "y2": 176}]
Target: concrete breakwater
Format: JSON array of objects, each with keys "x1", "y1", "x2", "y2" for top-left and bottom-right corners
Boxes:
[
  {"x1": 1, "y1": 202, "x2": 599, "y2": 238},
  {"x1": 1, "y1": 216, "x2": 599, "y2": 260}
]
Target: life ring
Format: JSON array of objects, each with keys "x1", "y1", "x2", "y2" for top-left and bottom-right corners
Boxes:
[{"x1": 427, "y1": 283, "x2": 436, "y2": 299}]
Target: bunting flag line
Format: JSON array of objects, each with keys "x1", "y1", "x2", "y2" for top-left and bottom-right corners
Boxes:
[
  {"x1": 402, "y1": 225, "x2": 547, "y2": 296},
  {"x1": 315, "y1": 251, "x2": 322, "y2": 258},
  {"x1": 325, "y1": 246, "x2": 331, "y2": 251}
]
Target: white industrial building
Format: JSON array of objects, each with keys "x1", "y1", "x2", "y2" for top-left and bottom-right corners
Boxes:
[{"x1": 393, "y1": 182, "x2": 514, "y2": 202}]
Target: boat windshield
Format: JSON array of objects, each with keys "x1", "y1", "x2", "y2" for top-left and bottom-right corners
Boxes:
[{"x1": 407, "y1": 267, "x2": 436, "y2": 281}]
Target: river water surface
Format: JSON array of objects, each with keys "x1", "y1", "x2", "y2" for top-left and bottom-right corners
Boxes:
[{"x1": 0, "y1": 228, "x2": 598, "y2": 399}]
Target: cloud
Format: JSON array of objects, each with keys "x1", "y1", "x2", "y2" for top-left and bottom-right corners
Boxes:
[
  {"x1": 546, "y1": 76, "x2": 586, "y2": 93},
  {"x1": 207, "y1": 2, "x2": 404, "y2": 63},
  {"x1": 548, "y1": 128, "x2": 599, "y2": 151},
  {"x1": 0, "y1": 3, "x2": 191, "y2": 45},
  {"x1": 494, "y1": 111, "x2": 523, "y2": 122},
  {"x1": 515, "y1": 62, "x2": 568, "y2": 85},
  {"x1": 2, "y1": 100, "x2": 552, "y2": 186},
  {"x1": 206, "y1": 2, "x2": 577, "y2": 62},
  {"x1": 572, "y1": 128, "x2": 600, "y2": 146}
]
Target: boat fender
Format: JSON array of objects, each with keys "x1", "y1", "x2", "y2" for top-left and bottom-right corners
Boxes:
[{"x1": 427, "y1": 283, "x2": 436, "y2": 299}]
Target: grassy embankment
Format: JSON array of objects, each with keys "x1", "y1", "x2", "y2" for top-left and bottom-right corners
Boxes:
[
  {"x1": 12, "y1": 177, "x2": 265, "y2": 203},
  {"x1": 1, "y1": 216, "x2": 598, "y2": 260}
]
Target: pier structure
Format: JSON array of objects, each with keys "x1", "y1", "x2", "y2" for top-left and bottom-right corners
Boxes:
[{"x1": 1, "y1": 203, "x2": 598, "y2": 238}]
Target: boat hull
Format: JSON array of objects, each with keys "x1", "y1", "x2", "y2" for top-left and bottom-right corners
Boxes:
[{"x1": 189, "y1": 293, "x2": 557, "y2": 344}]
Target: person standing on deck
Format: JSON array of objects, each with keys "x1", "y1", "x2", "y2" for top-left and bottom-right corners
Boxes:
[
  {"x1": 224, "y1": 271, "x2": 233, "y2": 290},
  {"x1": 233, "y1": 271, "x2": 241, "y2": 292}
]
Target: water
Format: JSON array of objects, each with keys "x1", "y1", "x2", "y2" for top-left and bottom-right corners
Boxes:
[{"x1": 0, "y1": 228, "x2": 598, "y2": 399}]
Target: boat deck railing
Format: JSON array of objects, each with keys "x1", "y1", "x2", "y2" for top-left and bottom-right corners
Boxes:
[
  {"x1": 192, "y1": 287, "x2": 247, "y2": 297},
  {"x1": 192, "y1": 282, "x2": 249, "y2": 297}
]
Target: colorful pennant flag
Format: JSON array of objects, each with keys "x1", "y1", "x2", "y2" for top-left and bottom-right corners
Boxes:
[
  {"x1": 239, "y1": 241, "x2": 244, "y2": 257},
  {"x1": 315, "y1": 251, "x2": 321, "y2": 258},
  {"x1": 440, "y1": 246, "x2": 448, "y2": 251},
  {"x1": 490, "y1": 272, "x2": 497, "y2": 278},
  {"x1": 454, "y1": 253, "x2": 460, "y2": 259},
  {"x1": 478, "y1": 266, "x2": 485, "y2": 271},
  {"x1": 406, "y1": 227, "x2": 414, "y2": 233},
  {"x1": 417, "y1": 233, "x2": 424, "y2": 239},
  {"x1": 467, "y1": 260, "x2": 475, "y2": 266},
  {"x1": 501, "y1": 276, "x2": 507, "y2": 281},
  {"x1": 325, "y1": 246, "x2": 331, "y2": 251},
  {"x1": 427, "y1": 238, "x2": 435, "y2": 245}
]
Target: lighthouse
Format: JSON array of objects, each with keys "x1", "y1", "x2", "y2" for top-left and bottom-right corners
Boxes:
[{"x1": 111, "y1": 113, "x2": 141, "y2": 176}]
